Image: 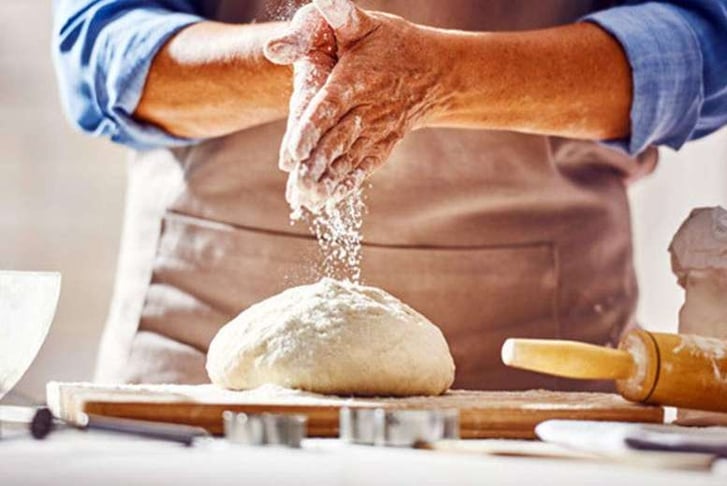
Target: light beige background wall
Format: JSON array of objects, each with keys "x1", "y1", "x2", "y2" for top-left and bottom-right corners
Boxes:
[
  {"x1": 630, "y1": 134, "x2": 727, "y2": 331},
  {"x1": 1, "y1": 2, "x2": 726, "y2": 403},
  {"x1": 1, "y1": 2, "x2": 126, "y2": 403}
]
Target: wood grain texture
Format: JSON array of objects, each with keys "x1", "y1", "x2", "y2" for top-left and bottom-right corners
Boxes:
[
  {"x1": 502, "y1": 338, "x2": 635, "y2": 380},
  {"x1": 47, "y1": 382, "x2": 663, "y2": 438},
  {"x1": 617, "y1": 331, "x2": 727, "y2": 413}
]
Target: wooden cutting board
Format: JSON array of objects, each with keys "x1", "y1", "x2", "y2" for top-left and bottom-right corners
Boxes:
[{"x1": 47, "y1": 382, "x2": 663, "y2": 439}]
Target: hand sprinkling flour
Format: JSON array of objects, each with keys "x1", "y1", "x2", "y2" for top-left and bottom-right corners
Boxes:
[
  {"x1": 265, "y1": 3, "x2": 365, "y2": 282},
  {"x1": 264, "y1": 3, "x2": 336, "y2": 176},
  {"x1": 265, "y1": 0, "x2": 448, "y2": 282},
  {"x1": 265, "y1": 0, "x2": 447, "y2": 215}
]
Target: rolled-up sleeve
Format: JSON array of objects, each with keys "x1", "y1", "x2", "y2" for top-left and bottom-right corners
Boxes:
[
  {"x1": 583, "y1": 1, "x2": 727, "y2": 155},
  {"x1": 52, "y1": 0, "x2": 204, "y2": 150}
]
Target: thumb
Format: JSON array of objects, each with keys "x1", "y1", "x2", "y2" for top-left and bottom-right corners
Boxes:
[
  {"x1": 264, "y1": 33, "x2": 309, "y2": 64},
  {"x1": 264, "y1": 3, "x2": 328, "y2": 64},
  {"x1": 312, "y1": 0, "x2": 373, "y2": 43}
]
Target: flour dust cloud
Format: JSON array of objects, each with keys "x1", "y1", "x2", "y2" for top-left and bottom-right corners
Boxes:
[{"x1": 305, "y1": 189, "x2": 366, "y2": 283}]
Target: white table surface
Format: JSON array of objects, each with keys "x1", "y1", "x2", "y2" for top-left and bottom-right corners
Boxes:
[{"x1": 1, "y1": 428, "x2": 726, "y2": 486}]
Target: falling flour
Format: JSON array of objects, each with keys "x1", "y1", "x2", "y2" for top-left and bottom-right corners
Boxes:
[
  {"x1": 266, "y1": 0, "x2": 301, "y2": 20},
  {"x1": 301, "y1": 189, "x2": 366, "y2": 283},
  {"x1": 276, "y1": 0, "x2": 367, "y2": 283}
]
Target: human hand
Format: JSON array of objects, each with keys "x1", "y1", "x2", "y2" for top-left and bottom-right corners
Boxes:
[
  {"x1": 264, "y1": 3, "x2": 337, "y2": 173},
  {"x1": 266, "y1": 0, "x2": 448, "y2": 213}
]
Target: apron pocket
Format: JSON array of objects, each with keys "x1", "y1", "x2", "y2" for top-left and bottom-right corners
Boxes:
[{"x1": 141, "y1": 211, "x2": 322, "y2": 352}]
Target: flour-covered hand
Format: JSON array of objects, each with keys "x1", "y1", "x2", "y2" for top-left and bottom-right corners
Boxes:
[
  {"x1": 281, "y1": 0, "x2": 450, "y2": 212},
  {"x1": 264, "y1": 4, "x2": 336, "y2": 172}
]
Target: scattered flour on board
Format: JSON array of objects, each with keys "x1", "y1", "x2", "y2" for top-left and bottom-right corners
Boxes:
[{"x1": 233, "y1": 383, "x2": 324, "y2": 399}]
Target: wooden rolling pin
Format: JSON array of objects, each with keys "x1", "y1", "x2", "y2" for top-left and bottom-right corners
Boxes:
[{"x1": 501, "y1": 330, "x2": 727, "y2": 413}]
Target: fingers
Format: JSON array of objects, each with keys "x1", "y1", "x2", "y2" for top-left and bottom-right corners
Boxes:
[
  {"x1": 286, "y1": 154, "x2": 359, "y2": 214},
  {"x1": 268, "y1": 3, "x2": 338, "y2": 172},
  {"x1": 327, "y1": 154, "x2": 355, "y2": 181},
  {"x1": 280, "y1": 57, "x2": 335, "y2": 171},
  {"x1": 312, "y1": 0, "x2": 374, "y2": 43},
  {"x1": 290, "y1": 127, "x2": 400, "y2": 214},
  {"x1": 287, "y1": 81, "x2": 354, "y2": 162},
  {"x1": 330, "y1": 168, "x2": 366, "y2": 201},
  {"x1": 268, "y1": 0, "x2": 374, "y2": 63},
  {"x1": 305, "y1": 109, "x2": 364, "y2": 181},
  {"x1": 264, "y1": 34, "x2": 308, "y2": 65},
  {"x1": 273, "y1": 0, "x2": 380, "y2": 213},
  {"x1": 286, "y1": 163, "x2": 330, "y2": 213},
  {"x1": 289, "y1": 150, "x2": 380, "y2": 214},
  {"x1": 278, "y1": 130, "x2": 296, "y2": 172},
  {"x1": 324, "y1": 133, "x2": 373, "y2": 179},
  {"x1": 291, "y1": 59, "x2": 334, "y2": 123},
  {"x1": 329, "y1": 140, "x2": 388, "y2": 197},
  {"x1": 311, "y1": 150, "x2": 383, "y2": 208},
  {"x1": 326, "y1": 154, "x2": 380, "y2": 203},
  {"x1": 264, "y1": 4, "x2": 333, "y2": 64},
  {"x1": 275, "y1": 1, "x2": 382, "y2": 212}
]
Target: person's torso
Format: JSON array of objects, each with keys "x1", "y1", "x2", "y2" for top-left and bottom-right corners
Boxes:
[{"x1": 97, "y1": 0, "x2": 655, "y2": 391}]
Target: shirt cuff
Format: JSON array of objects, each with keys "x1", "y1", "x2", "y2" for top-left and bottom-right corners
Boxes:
[
  {"x1": 583, "y1": 3, "x2": 704, "y2": 155},
  {"x1": 98, "y1": 10, "x2": 203, "y2": 150}
]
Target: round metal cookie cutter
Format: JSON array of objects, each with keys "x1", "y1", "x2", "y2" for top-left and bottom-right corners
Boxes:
[
  {"x1": 340, "y1": 408, "x2": 459, "y2": 447},
  {"x1": 223, "y1": 411, "x2": 307, "y2": 448}
]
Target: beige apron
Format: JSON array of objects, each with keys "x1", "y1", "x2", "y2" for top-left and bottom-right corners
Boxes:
[{"x1": 95, "y1": 0, "x2": 658, "y2": 391}]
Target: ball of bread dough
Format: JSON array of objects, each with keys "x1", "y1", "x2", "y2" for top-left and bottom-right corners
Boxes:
[{"x1": 206, "y1": 278, "x2": 455, "y2": 396}]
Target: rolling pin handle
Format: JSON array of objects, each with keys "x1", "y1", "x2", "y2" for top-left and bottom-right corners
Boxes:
[{"x1": 502, "y1": 338, "x2": 634, "y2": 381}]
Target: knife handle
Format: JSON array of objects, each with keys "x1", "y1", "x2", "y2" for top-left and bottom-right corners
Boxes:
[
  {"x1": 31, "y1": 407, "x2": 209, "y2": 446},
  {"x1": 83, "y1": 414, "x2": 210, "y2": 446}
]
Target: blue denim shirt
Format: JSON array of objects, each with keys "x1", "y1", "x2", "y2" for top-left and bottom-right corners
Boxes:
[{"x1": 52, "y1": 0, "x2": 727, "y2": 155}]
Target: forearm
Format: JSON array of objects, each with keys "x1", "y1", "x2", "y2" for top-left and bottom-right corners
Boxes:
[
  {"x1": 135, "y1": 21, "x2": 293, "y2": 139},
  {"x1": 428, "y1": 22, "x2": 632, "y2": 140}
]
